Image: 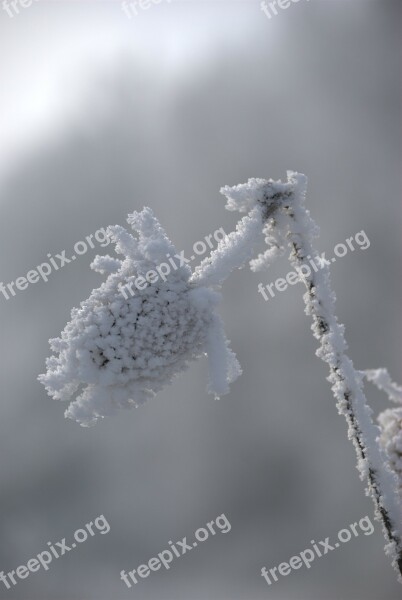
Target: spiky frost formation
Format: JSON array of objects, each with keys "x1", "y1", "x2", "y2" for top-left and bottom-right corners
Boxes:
[
  {"x1": 378, "y1": 409, "x2": 402, "y2": 496},
  {"x1": 363, "y1": 369, "x2": 402, "y2": 495},
  {"x1": 364, "y1": 368, "x2": 402, "y2": 404},
  {"x1": 39, "y1": 208, "x2": 240, "y2": 426}
]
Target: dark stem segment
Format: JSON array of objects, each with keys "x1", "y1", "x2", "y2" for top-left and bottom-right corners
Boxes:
[
  {"x1": 291, "y1": 237, "x2": 402, "y2": 575},
  {"x1": 283, "y1": 194, "x2": 402, "y2": 578}
]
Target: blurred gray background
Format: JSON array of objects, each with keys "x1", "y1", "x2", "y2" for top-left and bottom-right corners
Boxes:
[{"x1": 0, "y1": 0, "x2": 401, "y2": 598}]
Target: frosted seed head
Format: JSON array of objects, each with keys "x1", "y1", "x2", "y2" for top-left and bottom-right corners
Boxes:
[{"x1": 39, "y1": 207, "x2": 241, "y2": 426}]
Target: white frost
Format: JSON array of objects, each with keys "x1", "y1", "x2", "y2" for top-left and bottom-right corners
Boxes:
[
  {"x1": 363, "y1": 368, "x2": 402, "y2": 405},
  {"x1": 39, "y1": 208, "x2": 241, "y2": 426}
]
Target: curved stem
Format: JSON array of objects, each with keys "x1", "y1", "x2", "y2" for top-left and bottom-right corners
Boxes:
[
  {"x1": 192, "y1": 180, "x2": 294, "y2": 288},
  {"x1": 190, "y1": 206, "x2": 265, "y2": 287}
]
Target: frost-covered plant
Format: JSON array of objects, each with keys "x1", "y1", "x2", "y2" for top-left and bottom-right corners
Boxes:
[
  {"x1": 231, "y1": 173, "x2": 402, "y2": 579},
  {"x1": 39, "y1": 172, "x2": 402, "y2": 579},
  {"x1": 38, "y1": 208, "x2": 246, "y2": 427},
  {"x1": 363, "y1": 369, "x2": 402, "y2": 497},
  {"x1": 378, "y1": 409, "x2": 402, "y2": 493}
]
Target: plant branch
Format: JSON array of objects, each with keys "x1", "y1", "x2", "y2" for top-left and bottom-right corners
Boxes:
[{"x1": 279, "y1": 173, "x2": 402, "y2": 579}]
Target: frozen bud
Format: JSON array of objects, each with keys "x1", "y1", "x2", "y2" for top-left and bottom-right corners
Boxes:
[{"x1": 39, "y1": 208, "x2": 241, "y2": 426}]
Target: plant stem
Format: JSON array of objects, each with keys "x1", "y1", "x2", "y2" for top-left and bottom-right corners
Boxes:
[
  {"x1": 282, "y1": 173, "x2": 402, "y2": 579},
  {"x1": 200, "y1": 170, "x2": 402, "y2": 578}
]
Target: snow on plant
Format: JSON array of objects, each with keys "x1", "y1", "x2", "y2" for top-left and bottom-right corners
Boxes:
[
  {"x1": 220, "y1": 171, "x2": 402, "y2": 580},
  {"x1": 38, "y1": 207, "x2": 246, "y2": 427},
  {"x1": 363, "y1": 369, "x2": 402, "y2": 497},
  {"x1": 378, "y1": 409, "x2": 402, "y2": 494},
  {"x1": 364, "y1": 368, "x2": 402, "y2": 405},
  {"x1": 39, "y1": 171, "x2": 402, "y2": 580}
]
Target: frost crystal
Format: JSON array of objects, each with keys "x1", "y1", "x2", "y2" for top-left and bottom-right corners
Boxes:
[
  {"x1": 378, "y1": 409, "x2": 402, "y2": 496},
  {"x1": 39, "y1": 208, "x2": 241, "y2": 426},
  {"x1": 364, "y1": 368, "x2": 402, "y2": 404},
  {"x1": 363, "y1": 369, "x2": 402, "y2": 496}
]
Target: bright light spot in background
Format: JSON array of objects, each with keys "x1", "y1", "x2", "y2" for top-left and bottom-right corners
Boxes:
[{"x1": 0, "y1": 1, "x2": 258, "y2": 181}]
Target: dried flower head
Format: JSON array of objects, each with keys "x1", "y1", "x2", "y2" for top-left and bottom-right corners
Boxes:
[{"x1": 39, "y1": 208, "x2": 240, "y2": 426}]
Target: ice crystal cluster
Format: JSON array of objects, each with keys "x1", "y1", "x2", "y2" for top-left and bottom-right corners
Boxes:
[
  {"x1": 39, "y1": 208, "x2": 241, "y2": 426},
  {"x1": 365, "y1": 369, "x2": 402, "y2": 496},
  {"x1": 378, "y1": 409, "x2": 402, "y2": 494}
]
